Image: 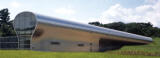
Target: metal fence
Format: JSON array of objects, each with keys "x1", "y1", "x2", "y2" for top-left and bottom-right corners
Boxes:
[{"x1": 0, "y1": 36, "x2": 19, "y2": 50}]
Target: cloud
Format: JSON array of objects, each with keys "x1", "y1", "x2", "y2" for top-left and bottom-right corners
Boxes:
[
  {"x1": 10, "y1": 1, "x2": 21, "y2": 8},
  {"x1": 54, "y1": 8, "x2": 76, "y2": 15},
  {"x1": 69, "y1": 18, "x2": 89, "y2": 24},
  {"x1": 144, "y1": 0, "x2": 158, "y2": 4},
  {"x1": 89, "y1": 1, "x2": 160, "y2": 27}
]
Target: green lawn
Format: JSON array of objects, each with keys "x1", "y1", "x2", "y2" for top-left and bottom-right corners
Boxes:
[
  {"x1": 0, "y1": 38, "x2": 160, "y2": 58},
  {"x1": 108, "y1": 37, "x2": 160, "y2": 56},
  {"x1": 1, "y1": 50, "x2": 159, "y2": 58}
]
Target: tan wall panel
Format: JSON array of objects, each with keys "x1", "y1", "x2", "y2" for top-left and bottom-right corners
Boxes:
[
  {"x1": 32, "y1": 23, "x2": 99, "y2": 52},
  {"x1": 31, "y1": 23, "x2": 149, "y2": 52}
]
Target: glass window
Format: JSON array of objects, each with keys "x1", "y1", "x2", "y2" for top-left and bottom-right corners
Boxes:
[
  {"x1": 50, "y1": 42, "x2": 60, "y2": 45},
  {"x1": 78, "y1": 44, "x2": 84, "y2": 47},
  {"x1": 90, "y1": 43, "x2": 93, "y2": 45},
  {"x1": 24, "y1": 40, "x2": 30, "y2": 44}
]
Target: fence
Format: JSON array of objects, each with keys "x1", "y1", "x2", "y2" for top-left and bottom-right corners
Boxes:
[{"x1": 0, "y1": 36, "x2": 19, "y2": 50}]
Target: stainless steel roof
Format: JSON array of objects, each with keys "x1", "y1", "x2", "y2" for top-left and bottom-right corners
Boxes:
[
  {"x1": 15, "y1": 11, "x2": 153, "y2": 42},
  {"x1": 35, "y1": 15, "x2": 152, "y2": 42}
]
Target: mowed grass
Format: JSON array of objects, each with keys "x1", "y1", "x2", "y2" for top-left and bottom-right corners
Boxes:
[
  {"x1": 118, "y1": 37, "x2": 160, "y2": 52},
  {"x1": 0, "y1": 50, "x2": 159, "y2": 58},
  {"x1": 0, "y1": 38, "x2": 160, "y2": 58},
  {"x1": 108, "y1": 37, "x2": 160, "y2": 56}
]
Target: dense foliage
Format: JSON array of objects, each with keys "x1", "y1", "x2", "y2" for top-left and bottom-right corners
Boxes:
[
  {"x1": 89, "y1": 21, "x2": 160, "y2": 37},
  {"x1": 0, "y1": 8, "x2": 16, "y2": 37}
]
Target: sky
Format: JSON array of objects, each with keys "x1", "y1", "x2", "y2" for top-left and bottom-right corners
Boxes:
[{"x1": 0, "y1": 0, "x2": 160, "y2": 27}]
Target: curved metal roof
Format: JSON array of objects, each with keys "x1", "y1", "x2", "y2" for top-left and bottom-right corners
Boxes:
[
  {"x1": 15, "y1": 11, "x2": 153, "y2": 42},
  {"x1": 36, "y1": 15, "x2": 152, "y2": 42}
]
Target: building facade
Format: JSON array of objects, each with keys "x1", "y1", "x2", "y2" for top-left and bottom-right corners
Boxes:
[{"x1": 2, "y1": 11, "x2": 152, "y2": 52}]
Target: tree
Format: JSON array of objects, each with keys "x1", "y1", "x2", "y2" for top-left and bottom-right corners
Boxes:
[
  {"x1": 0, "y1": 8, "x2": 16, "y2": 36},
  {"x1": 125, "y1": 22, "x2": 154, "y2": 37},
  {"x1": 103, "y1": 22, "x2": 126, "y2": 31},
  {"x1": 89, "y1": 21, "x2": 160, "y2": 38},
  {"x1": 89, "y1": 21, "x2": 103, "y2": 27}
]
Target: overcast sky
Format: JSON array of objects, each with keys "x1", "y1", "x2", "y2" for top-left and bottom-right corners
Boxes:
[{"x1": 0, "y1": 0, "x2": 160, "y2": 27}]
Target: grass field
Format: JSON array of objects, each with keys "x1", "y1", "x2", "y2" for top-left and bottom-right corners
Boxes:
[
  {"x1": 108, "y1": 37, "x2": 160, "y2": 56},
  {"x1": 0, "y1": 37, "x2": 160, "y2": 58}
]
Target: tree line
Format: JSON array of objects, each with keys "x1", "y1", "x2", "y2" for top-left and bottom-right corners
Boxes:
[{"x1": 89, "y1": 21, "x2": 160, "y2": 37}]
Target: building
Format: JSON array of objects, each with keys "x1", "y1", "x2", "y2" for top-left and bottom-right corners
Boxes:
[{"x1": 11, "y1": 11, "x2": 152, "y2": 52}]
